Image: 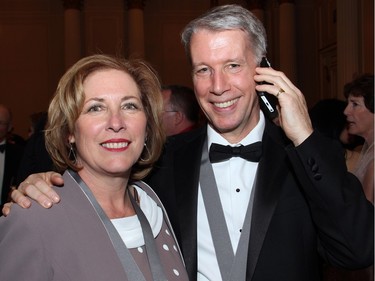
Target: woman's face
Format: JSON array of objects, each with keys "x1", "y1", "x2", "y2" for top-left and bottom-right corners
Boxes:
[
  {"x1": 344, "y1": 94, "x2": 374, "y2": 142},
  {"x1": 69, "y1": 68, "x2": 147, "y2": 179}
]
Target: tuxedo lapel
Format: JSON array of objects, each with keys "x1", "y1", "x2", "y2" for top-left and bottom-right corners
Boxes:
[
  {"x1": 172, "y1": 128, "x2": 206, "y2": 279},
  {"x1": 246, "y1": 122, "x2": 290, "y2": 280},
  {"x1": 159, "y1": 123, "x2": 290, "y2": 280}
]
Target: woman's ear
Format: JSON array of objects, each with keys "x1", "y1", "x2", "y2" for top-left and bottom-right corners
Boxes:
[{"x1": 68, "y1": 135, "x2": 75, "y2": 144}]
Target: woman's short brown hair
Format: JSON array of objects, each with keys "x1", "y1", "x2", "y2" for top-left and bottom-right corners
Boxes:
[{"x1": 45, "y1": 54, "x2": 165, "y2": 181}]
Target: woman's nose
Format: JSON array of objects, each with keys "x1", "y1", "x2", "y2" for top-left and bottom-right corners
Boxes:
[{"x1": 107, "y1": 111, "x2": 125, "y2": 132}]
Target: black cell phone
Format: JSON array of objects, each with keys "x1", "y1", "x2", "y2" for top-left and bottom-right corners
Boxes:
[{"x1": 256, "y1": 57, "x2": 279, "y2": 120}]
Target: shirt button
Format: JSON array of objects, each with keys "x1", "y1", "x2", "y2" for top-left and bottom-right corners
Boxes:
[{"x1": 236, "y1": 188, "x2": 240, "y2": 192}]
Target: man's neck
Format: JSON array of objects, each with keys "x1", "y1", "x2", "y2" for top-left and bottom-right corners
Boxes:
[
  {"x1": 207, "y1": 111, "x2": 265, "y2": 145},
  {"x1": 210, "y1": 115, "x2": 262, "y2": 144}
]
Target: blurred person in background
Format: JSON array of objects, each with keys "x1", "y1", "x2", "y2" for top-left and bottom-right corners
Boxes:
[
  {"x1": 344, "y1": 73, "x2": 374, "y2": 204},
  {"x1": 161, "y1": 84, "x2": 203, "y2": 136},
  {"x1": 0, "y1": 104, "x2": 24, "y2": 210},
  {"x1": 309, "y1": 98, "x2": 364, "y2": 173}
]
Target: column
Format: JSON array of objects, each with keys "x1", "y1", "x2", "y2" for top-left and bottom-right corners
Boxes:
[
  {"x1": 62, "y1": 0, "x2": 83, "y2": 69},
  {"x1": 246, "y1": 0, "x2": 265, "y2": 24},
  {"x1": 278, "y1": 0, "x2": 297, "y2": 83},
  {"x1": 337, "y1": 0, "x2": 359, "y2": 95},
  {"x1": 210, "y1": 0, "x2": 219, "y2": 8},
  {"x1": 125, "y1": 0, "x2": 145, "y2": 59}
]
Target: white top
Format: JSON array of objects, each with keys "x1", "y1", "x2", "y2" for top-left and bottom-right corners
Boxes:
[
  {"x1": 110, "y1": 185, "x2": 189, "y2": 281},
  {"x1": 197, "y1": 112, "x2": 265, "y2": 281},
  {"x1": 111, "y1": 185, "x2": 163, "y2": 248}
]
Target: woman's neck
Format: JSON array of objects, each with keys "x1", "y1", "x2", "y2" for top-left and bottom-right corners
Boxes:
[
  {"x1": 362, "y1": 127, "x2": 374, "y2": 146},
  {"x1": 78, "y1": 170, "x2": 136, "y2": 219}
]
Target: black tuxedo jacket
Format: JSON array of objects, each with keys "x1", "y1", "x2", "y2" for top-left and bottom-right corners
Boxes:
[
  {"x1": 1, "y1": 142, "x2": 24, "y2": 207},
  {"x1": 146, "y1": 120, "x2": 373, "y2": 281}
]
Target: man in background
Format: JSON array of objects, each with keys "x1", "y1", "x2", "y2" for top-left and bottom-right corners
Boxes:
[
  {"x1": 0, "y1": 104, "x2": 24, "y2": 210},
  {"x1": 162, "y1": 84, "x2": 203, "y2": 136}
]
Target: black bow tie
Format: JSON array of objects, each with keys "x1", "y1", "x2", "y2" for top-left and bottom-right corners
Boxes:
[
  {"x1": 209, "y1": 141, "x2": 262, "y2": 163},
  {"x1": 0, "y1": 144, "x2": 5, "y2": 153}
]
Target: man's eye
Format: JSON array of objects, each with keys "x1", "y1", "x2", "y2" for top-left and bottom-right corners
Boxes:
[
  {"x1": 195, "y1": 67, "x2": 210, "y2": 76},
  {"x1": 227, "y1": 64, "x2": 241, "y2": 73}
]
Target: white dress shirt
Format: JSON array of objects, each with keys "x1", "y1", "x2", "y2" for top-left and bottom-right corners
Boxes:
[{"x1": 197, "y1": 112, "x2": 265, "y2": 281}]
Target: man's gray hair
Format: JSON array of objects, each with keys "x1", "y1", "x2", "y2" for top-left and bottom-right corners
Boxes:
[{"x1": 181, "y1": 4, "x2": 267, "y2": 64}]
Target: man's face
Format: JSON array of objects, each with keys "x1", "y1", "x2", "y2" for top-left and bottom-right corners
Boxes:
[
  {"x1": 0, "y1": 106, "x2": 11, "y2": 142},
  {"x1": 190, "y1": 29, "x2": 260, "y2": 143}
]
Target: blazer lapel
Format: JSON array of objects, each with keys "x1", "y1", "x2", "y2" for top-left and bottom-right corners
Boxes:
[{"x1": 247, "y1": 121, "x2": 290, "y2": 280}]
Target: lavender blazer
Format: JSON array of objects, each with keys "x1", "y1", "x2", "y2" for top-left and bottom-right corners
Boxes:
[{"x1": 0, "y1": 171, "x2": 183, "y2": 281}]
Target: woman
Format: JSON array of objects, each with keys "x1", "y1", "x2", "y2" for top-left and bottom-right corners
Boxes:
[
  {"x1": 0, "y1": 54, "x2": 189, "y2": 281},
  {"x1": 344, "y1": 74, "x2": 374, "y2": 204},
  {"x1": 324, "y1": 73, "x2": 375, "y2": 281},
  {"x1": 309, "y1": 98, "x2": 364, "y2": 173}
]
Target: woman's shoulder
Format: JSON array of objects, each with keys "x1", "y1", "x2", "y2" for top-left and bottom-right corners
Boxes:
[{"x1": 0, "y1": 197, "x2": 53, "y2": 240}]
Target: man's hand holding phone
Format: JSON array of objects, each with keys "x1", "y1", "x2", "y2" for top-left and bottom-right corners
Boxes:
[{"x1": 254, "y1": 61, "x2": 313, "y2": 146}]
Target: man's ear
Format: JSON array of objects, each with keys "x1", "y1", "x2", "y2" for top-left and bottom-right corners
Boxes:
[
  {"x1": 174, "y1": 111, "x2": 184, "y2": 125},
  {"x1": 7, "y1": 123, "x2": 13, "y2": 133}
]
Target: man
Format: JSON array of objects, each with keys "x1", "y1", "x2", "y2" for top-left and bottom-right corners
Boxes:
[
  {"x1": 161, "y1": 84, "x2": 202, "y2": 136},
  {"x1": 16, "y1": 111, "x2": 54, "y2": 185},
  {"x1": 0, "y1": 104, "x2": 24, "y2": 210},
  {"x1": 5, "y1": 5, "x2": 373, "y2": 281}
]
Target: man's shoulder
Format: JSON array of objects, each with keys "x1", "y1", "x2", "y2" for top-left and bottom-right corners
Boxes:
[
  {"x1": 5, "y1": 141, "x2": 24, "y2": 154},
  {"x1": 165, "y1": 125, "x2": 206, "y2": 150}
]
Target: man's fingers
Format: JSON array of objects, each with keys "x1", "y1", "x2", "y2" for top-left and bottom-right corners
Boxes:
[
  {"x1": 2, "y1": 202, "x2": 13, "y2": 217},
  {"x1": 20, "y1": 183, "x2": 55, "y2": 208},
  {"x1": 49, "y1": 172, "x2": 64, "y2": 187},
  {"x1": 11, "y1": 189, "x2": 32, "y2": 208},
  {"x1": 16, "y1": 172, "x2": 63, "y2": 208}
]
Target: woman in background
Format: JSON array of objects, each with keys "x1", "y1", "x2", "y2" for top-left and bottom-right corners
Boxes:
[{"x1": 344, "y1": 73, "x2": 374, "y2": 204}]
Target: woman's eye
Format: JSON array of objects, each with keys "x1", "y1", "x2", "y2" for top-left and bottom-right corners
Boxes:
[
  {"x1": 88, "y1": 105, "x2": 102, "y2": 112},
  {"x1": 123, "y1": 103, "x2": 139, "y2": 110}
]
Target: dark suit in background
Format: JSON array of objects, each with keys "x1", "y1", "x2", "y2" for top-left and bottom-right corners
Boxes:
[
  {"x1": 15, "y1": 129, "x2": 54, "y2": 186},
  {"x1": 1, "y1": 142, "x2": 24, "y2": 209},
  {"x1": 16, "y1": 111, "x2": 54, "y2": 185}
]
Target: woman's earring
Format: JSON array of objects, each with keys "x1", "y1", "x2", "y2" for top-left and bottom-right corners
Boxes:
[
  {"x1": 68, "y1": 142, "x2": 77, "y2": 163},
  {"x1": 140, "y1": 142, "x2": 150, "y2": 162}
]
